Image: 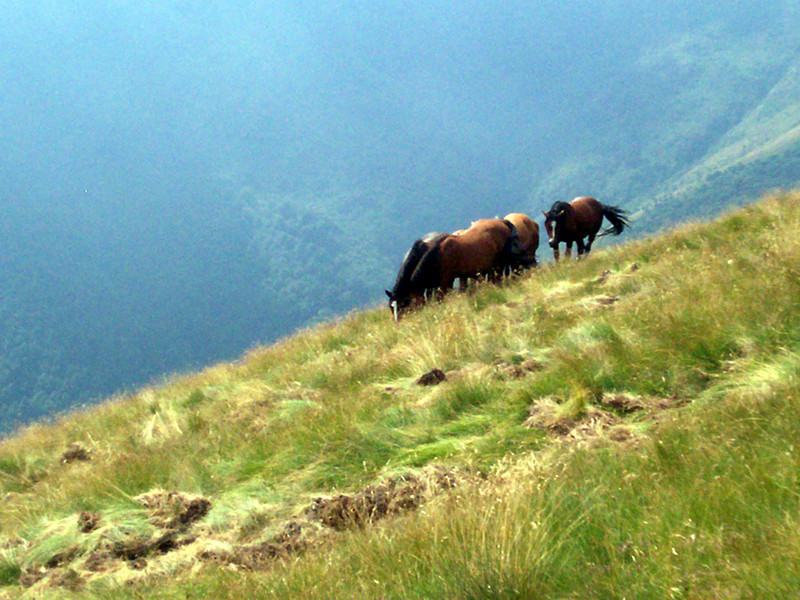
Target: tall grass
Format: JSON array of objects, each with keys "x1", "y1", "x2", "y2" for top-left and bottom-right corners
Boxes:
[
  {"x1": 3, "y1": 191, "x2": 800, "y2": 598},
  {"x1": 149, "y1": 356, "x2": 800, "y2": 599}
]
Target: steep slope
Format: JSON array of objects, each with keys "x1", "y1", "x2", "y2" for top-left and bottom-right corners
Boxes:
[{"x1": 2, "y1": 191, "x2": 800, "y2": 598}]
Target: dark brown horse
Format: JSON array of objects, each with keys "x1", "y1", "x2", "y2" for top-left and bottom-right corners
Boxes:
[
  {"x1": 408, "y1": 218, "x2": 522, "y2": 297},
  {"x1": 503, "y1": 212, "x2": 539, "y2": 272},
  {"x1": 385, "y1": 232, "x2": 448, "y2": 322},
  {"x1": 542, "y1": 197, "x2": 629, "y2": 260}
]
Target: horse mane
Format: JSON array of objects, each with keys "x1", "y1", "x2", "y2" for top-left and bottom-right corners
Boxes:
[
  {"x1": 408, "y1": 238, "x2": 443, "y2": 292},
  {"x1": 388, "y1": 236, "x2": 443, "y2": 300},
  {"x1": 548, "y1": 201, "x2": 572, "y2": 217}
]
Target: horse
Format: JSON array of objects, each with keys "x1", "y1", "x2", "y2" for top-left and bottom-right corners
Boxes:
[
  {"x1": 502, "y1": 212, "x2": 539, "y2": 273},
  {"x1": 408, "y1": 218, "x2": 523, "y2": 297},
  {"x1": 385, "y1": 232, "x2": 448, "y2": 322},
  {"x1": 542, "y1": 197, "x2": 629, "y2": 260}
]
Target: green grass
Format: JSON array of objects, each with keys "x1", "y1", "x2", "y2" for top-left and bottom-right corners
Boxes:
[{"x1": 3, "y1": 191, "x2": 800, "y2": 598}]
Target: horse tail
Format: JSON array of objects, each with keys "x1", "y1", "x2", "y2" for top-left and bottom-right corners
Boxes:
[
  {"x1": 599, "y1": 204, "x2": 630, "y2": 237},
  {"x1": 502, "y1": 220, "x2": 525, "y2": 257},
  {"x1": 500, "y1": 220, "x2": 537, "y2": 273}
]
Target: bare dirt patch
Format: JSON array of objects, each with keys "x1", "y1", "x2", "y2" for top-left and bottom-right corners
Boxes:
[
  {"x1": 200, "y1": 466, "x2": 464, "y2": 571},
  {"x1": 78, "y1": 511, "x2": 101, "y2": 533},
  {"x1": 47, "y1": 567, "x2": 84, "y2": 592},
  {"x1": 200, "y1": 520, "x2": 323, "y2": 571},
  {"x1": 525, "y1": 391, "x2": 685, "y2": 444},
  {"x1": 524, "y1": 398, "x2": 620, "y2": 439},
  {"x1": 496, "y1": 358, "x2": 544, "y2": 380},
  {"x1": 29, "y1": 468, "x2": 464, "y2": 585},
  {"x1": 309, "y1": 467, "x2": 459, "y2": 531},
  {"x1": 60, "y1": 443, "x2": 91, "y2": 464},
  {"x1": 416, "y1": 369, "x2": 447, "y2": 386},
  {"x1": 601, "y1": 392, "x2": 687, "y2": 414},
  {"x1": 136, "y1": 490, "x2": 212, "y2": 530}
]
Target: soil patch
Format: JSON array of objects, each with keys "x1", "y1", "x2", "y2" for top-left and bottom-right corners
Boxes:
[
  {"x1": 45, "y1": 547, "x2": 80, "y2": 569},
  {"x1": 308, "y1": 466, "x2": 459, "y2": 531},
  {"x1": 136, "y1": 490, "x2": 211, "y2": 530},
  {"x1": 32, "y1": 468, "x2": 464, "y2": 585},
  {"x1": 417, "y1": 369, "x2": 446, "y2": 386},
  {"x1": 525, "y1": 391, "x2": 685, "y2": 443},
  {"x1": 601, "y1": 393, "x2": 687, "y2": 414},
  {"x1": 497, "y1": 358, "x2": 544, "y2": 379},
  {"x1": 78, "y1": 511, "x2": 101, "y2": 533},
  {"x1": 524, "y1": 398, "x2": 620, "y2": 439},
  {"x1": 200, "y1": 466, "x2": 463, "y2": 571},
  {"x1": 60, "y1": 443, "x2": 91, "y2": 464},
  {"x1": 47, "y1": 568, "x2": 84, "y2": 592},
  {"x1": 200, "y1": 521, "x2": 320, "y2": 571}
]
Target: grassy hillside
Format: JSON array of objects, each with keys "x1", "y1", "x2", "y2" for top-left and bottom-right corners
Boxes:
[{"x1": 3, "y1": 190, "x2": 800, "y2": 598}]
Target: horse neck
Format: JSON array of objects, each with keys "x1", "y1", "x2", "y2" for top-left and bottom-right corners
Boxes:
[
  {"x1": 392, "y1": 240, "x2": 427, "y2": 296},
  {"x1": 409, "y1": 241, "x2": 442, "y2": 291}
]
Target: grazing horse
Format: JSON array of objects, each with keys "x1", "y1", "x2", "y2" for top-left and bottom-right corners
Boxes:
[
  {"x1": 542, "y1": 197, "x2": 629, "y2": 260},
  {"x1": 503, "y1": 212, "x2": 539, "y2": 273},
  {"x1": 385, "y1": 232, "x2": 448, "y2": 322},
  {"x1": 408, "y1": 218, "x2": 522, "y2": 296}
]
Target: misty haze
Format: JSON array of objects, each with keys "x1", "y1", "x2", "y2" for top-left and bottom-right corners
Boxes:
[{"x1": 2, "y1": 1, "x2": 799, "y2": 431}]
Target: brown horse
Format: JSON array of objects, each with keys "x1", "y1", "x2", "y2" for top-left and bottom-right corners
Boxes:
[
  {"x1": 503, "y1": 212, "x2": 539, "y2": 272},
  {"x1": 409, "y1": 218, "x2": 521, "y2": 296},
  {"x1": 542, "y1": 197, "x2": 629, "y2": 260},
  {"x1": 385, "y1": 232, "x2": 448, "y2": 321}
]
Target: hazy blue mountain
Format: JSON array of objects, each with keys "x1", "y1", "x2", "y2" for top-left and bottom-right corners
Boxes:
[{"x1": 2, "y1": 1, "x2": 799, "y2": 432}]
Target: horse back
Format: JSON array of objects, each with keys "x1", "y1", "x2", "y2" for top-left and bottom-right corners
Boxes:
[
  {"x1": 569, "y1": 197, "x2": 604, "y2": 234},
  {"x1": 441, "y1": 219, "x2": 509, "y2": 277},
  {"x1": 503, "y1": 212, "x2": 539, "y2": 253}
]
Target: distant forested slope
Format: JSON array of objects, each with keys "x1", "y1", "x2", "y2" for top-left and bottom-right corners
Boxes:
[{"x1": 1, "y1": 0, "x2": 799, "y2": 432}]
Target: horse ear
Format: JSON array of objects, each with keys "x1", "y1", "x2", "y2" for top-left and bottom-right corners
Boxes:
[
  {"x1": 385, "y1": 289, "x2": 392, "y2": 298},
  {"x1": 542, "y1": 211, "x2": 548, "y2": 218}
]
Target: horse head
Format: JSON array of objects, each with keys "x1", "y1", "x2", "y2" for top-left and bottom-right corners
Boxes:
[
  {"x1": 386, "y1": 234, "x2": 447, "y2": 322},
  {"x1": 385, "y1": 288, "x2": 411, "y2": 322},
  {"x1": 543, "y1": 201, "x2": 571, "y2": 248}
]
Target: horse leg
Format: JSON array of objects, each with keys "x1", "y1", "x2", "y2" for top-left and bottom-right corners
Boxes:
[
  {"x1": 553, "y1": 245, "x2": 560, "y2": 261},
  {"x1": 576, "y1": 238, "x2": 586, "y2": 257},
  {"x1": 564, "y1": 242, "x2": 573, "y2": 259},
  {"x1": 584, "y1": 233, "x2": 596, "y2": 255},
  {"x1": 436, "y1": 277, "x2": 455, "y2": 300}
]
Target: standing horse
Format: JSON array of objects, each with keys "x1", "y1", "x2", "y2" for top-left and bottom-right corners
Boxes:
[
  {"x1": 386, "y1": 232, "x2": 448, "y2": 322},
  {"x1": 542, "y1": 197, "x2": 629, "y2": 260},
  {"x1": 503, "y1": 212, "x2": 539, "y2": 273},
  {"x1": 408, "y1": 218, "x2": 522, "y2": 297}
]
